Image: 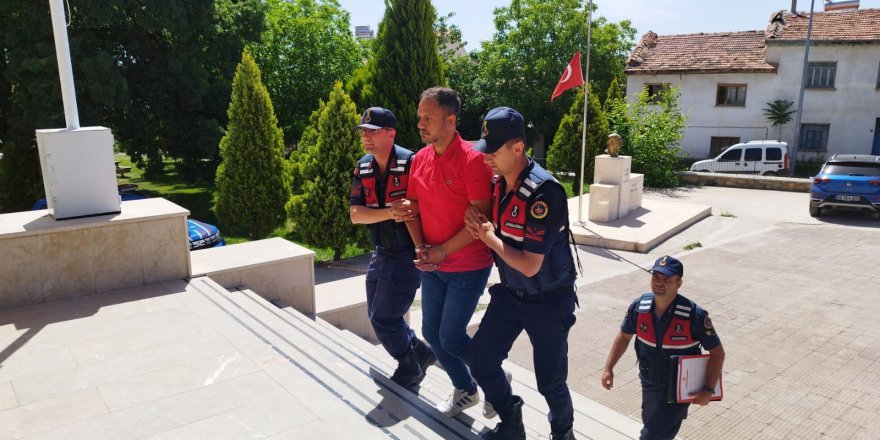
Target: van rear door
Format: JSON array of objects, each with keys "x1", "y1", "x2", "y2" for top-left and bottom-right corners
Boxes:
[{"x1": 764, "y1": 147, "x2": 785, "y2": 174}]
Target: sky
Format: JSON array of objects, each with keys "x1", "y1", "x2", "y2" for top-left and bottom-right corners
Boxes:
[{"x1": 337, "y1": 0, "x2": 880, "y2": 51}]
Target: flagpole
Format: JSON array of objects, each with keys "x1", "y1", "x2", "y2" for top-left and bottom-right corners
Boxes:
[{"x1": 576, "y1": 0, "x2": 593, "y2": 224}]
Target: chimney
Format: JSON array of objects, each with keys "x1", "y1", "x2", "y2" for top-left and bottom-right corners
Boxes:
[{"x1": 791, "y1": 0, "x2": 797, "y2": 13}]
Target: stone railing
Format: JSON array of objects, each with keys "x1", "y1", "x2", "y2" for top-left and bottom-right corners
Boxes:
[{"x1": 677, "y1": 171, "x2": 811, "y2": 192}]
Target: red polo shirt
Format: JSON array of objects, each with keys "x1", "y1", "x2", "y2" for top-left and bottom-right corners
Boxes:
[{"x1": 407, "y1": 133, "x2": 493, "y2": 272}]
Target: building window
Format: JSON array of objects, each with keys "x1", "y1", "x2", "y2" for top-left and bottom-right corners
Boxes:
[
  {"x1": 644, "y1": 83, "x2": 669, "y2": 104},
  {"x1": 807, "y1": 62, "x2": 836, "y2": 89},
  {"x1": 710, "y1": 137, "x2": 740, "y2": 157},
  {"x1": 800, "y1": 124, "x2": 830, "y2": 151},
  {"x1": 716, "y1": 84, "x2": 747, "y2": 106},
  {"x1": 876, "y1": 60, "x2": 880, "y2": 88}
]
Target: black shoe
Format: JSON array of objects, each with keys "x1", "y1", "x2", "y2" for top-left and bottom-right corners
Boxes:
[
  {"x1": 412, "y1": 339, "x2": 436, "y2": 372},
  {"x1": 482, "y1": 396, "x2": 525, "y2": 440},
  {"x1": 390, "y1": 351, "x2": 425, "y2": 388},
  {"x1": 550, "y1": 427, "x2": 576, "y2": 440}
]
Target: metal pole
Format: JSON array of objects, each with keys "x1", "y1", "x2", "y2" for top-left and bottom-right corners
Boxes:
[
  {"x1": 576, "y1": 0, "x2": 593, "y2": 224},
  {"x1": 48, "y1": 0, "x2": 80, "y2": 129},
  {"x1": 791, "y1": 0, "x2": 815, "y2": 176}
]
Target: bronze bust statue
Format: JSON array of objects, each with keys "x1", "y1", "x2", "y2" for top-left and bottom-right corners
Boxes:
[{"x1": 607, "y1": 133, "x2": 622, "y2": 157}]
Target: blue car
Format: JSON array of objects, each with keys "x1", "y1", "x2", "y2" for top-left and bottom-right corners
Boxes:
[
  {"x1": 32, "y1": 188, "x2": 226, "y2": 251},
  {"x1": 809, "y1": 154, "x2": 880, "y2": 219}
]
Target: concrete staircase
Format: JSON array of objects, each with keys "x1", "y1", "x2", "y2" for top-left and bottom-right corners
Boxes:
[{"x1": 188, "y1": 277, "x2": 642, "y2": 439}]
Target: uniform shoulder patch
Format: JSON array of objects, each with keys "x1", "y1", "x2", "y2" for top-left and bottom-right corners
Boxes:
[
  {"x1": 704, "y1": 315, "x2": 713, "y2": 330},
  {"x1": 530, "y1": 200, "x2": 549, "y2": 219}
]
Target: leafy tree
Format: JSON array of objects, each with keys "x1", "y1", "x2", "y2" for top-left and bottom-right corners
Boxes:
[
  {"x1": 287, "y1": 82, "x2": 363, "y2": 260},
  {"x1": 215, "y1": 50, "x2": 290, "y2": 240},
  {"x1": 603, "y1": 77, "x2": 625, "y2": 113},
  {"x1": 477, "y1": 0, "x2": 636, "y2": 158},
  {"x1": 435, "y1": 12, "x2": 465, "y2": 63},
  {"x1": 0, "y1": 1, "x2": 264, "y2": 213},
  {"x1": 547, "y1": 85, "x2": 608, "y2": 189},
  {"x1": 620, "y1": 87, "x2": 688, "y2": 188},
  {"x1": 354, "y1": 0, "x2": 444, "y2": 149},
  {"x1": 252, "y1": 0, "x2": 362, "y2": 149},
  {"x1": 763, "y1": 99, "x2": 796, "y2": 141}
]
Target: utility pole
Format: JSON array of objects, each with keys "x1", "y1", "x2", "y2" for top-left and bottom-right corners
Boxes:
[{"x1": 790, "y1": 0, "x2": 816, "y2": 176}]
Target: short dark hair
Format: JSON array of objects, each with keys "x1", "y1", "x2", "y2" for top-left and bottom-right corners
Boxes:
[{"x1": 420, "y1": 87, "x2": 460, "y2": 118}]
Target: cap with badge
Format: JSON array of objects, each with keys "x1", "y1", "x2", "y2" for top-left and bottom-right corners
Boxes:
[
  {"x1": 355, "y1": 107, "x2": 396, "y2": 130},
  {"x1": 473, "y1": 106, "x2": 526, "y2": 154},
  {"x1": 652, "y1": 255, "x2": 684, "y2": 278}
]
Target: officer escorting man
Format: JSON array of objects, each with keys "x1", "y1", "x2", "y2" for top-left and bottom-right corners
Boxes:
[
  {"x1": 602, "y1": 255, "x2": 725, "y2": 440},
  {"x1": 349, "y1": 107, "x2": 435, "y2": 388},
  {"x1": 465, "y1": 107, "x2": 578, "y2": 440}
]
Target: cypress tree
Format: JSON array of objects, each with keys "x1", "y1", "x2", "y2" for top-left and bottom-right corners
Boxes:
[
  {"x1": 287, "y1": 82, "x2": 363, "y2": 260},
  {"x1": 547, "y1": 85, "x2": 609, "y2": 190},
  {"x1": 215, "y1": 49, "x2": 290, "y2": 240},
  {"x1": 358, "y1": 0, "x2": 444, "y2": 149}
]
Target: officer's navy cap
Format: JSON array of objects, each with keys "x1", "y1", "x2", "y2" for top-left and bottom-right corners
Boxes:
[
  {"x1": 473, "y1": 107, "x2": 526, "y2": 154},
  {"x1": 652, "y1": 255, "x2": 684, "y2": 278},
  {"x1": 355, "y1": 107, "x2": 396, "y2": 130}
]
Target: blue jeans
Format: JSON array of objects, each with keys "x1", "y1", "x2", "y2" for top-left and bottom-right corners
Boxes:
[
  {"x1": 420, "y1": 266, "x2": 492, "y2": 390},
  {"x1": 365, "y1": 248, "x2": 420, "y2": 359}
]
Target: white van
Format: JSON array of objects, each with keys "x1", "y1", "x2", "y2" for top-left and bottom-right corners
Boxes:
[{"x1": 690, "y1": 141, "x2": 789, "y2": 176}]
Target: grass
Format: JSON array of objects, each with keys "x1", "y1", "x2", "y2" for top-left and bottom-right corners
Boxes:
[
  {"x1": 116, "y1": 155, "x2": 368, "y2": 262},
  {"x1": 558, "y1": 176, "x2": 590, "y2": 198},
  {"x1": 683, "y1": 242, "x2": 703, "y2": 251}
]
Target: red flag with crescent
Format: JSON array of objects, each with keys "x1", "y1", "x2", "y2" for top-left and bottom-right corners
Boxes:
[{"x1": 551, "y1": 51, "x2": 584, "y2": 102}]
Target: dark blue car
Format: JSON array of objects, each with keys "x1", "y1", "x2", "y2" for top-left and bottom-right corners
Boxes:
[
  {"x1": 809, "y1": 154, "x2": 880, "y2": 219},
  {"x1": 33, "y1": 188, "x2": 226, "y2": 251}
]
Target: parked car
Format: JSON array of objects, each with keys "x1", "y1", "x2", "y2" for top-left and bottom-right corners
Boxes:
[
  {"x1": 32, "y1": 186, "x2": 226, "y2": 251},
  {"x1": 690, "y1": 141, "x2": 789, "y2": 176},
  {"x1": 809, "y1": 154, "x2": 880, "y2": 219}
]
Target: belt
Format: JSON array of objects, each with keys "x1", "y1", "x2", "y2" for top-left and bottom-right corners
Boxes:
[{"x1": 507, "y1": 284, "x2": 574, "y2": 303}]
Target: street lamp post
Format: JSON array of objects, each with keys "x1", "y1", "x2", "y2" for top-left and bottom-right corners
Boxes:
[{"x1": 790, "y1": 0, "x2": 817, "y2": 176}]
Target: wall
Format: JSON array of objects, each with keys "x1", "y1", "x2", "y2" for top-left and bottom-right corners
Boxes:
[{"x1": 627, "y1": 42, "x2": 880, "y2": 160}]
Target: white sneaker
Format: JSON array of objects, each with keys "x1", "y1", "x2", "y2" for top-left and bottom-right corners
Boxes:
[
  {"x1": 437, "y1": 386, "x2": 480, "y2": 417},
  {"x1": 482, "y1": 369, "x2": 514, "y2": 419}
]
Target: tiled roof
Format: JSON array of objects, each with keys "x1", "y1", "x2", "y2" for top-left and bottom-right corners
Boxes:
[
  {"x1": 625, "y1": 31, "x2": 776, "y2": 74},
  {"x1": 765, "y1": 8, "x2": 880, "y2": 42}
]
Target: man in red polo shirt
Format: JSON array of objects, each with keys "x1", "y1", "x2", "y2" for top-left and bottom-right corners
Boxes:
[{"x1": 400, "y1": 86, "x2": 494, "y2": 417}]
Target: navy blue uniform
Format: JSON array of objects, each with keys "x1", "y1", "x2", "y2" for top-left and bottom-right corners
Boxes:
[
  {"x1": 468, "y1": 160, "x2": 577, "y2": 433},
  {"x1": 350, "y1": 145, "x2": 420, "y2": 359},
  {"x1": 621, "y1": 293, "x2": 721, "y2": 440}
]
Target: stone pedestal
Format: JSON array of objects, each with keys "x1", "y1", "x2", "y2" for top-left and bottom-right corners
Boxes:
[
  {"x1": 587, "y1": 184, "x2": 620, "y2": 222},
  {"x1": 0, "y1": 198, "x2": 191, "y2": 309},
  {"x1": 588, "y1": 155, "x2": 644, "y2": 223}
]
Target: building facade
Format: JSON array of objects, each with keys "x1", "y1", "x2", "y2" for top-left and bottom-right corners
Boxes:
[{"x1": 626, "y1": 8, "x2": 880, "y2": 160}]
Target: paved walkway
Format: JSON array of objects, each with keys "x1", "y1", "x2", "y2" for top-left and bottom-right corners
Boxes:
[{"x1": 504, "y1": 187, "x2": 880, "y2": 440}]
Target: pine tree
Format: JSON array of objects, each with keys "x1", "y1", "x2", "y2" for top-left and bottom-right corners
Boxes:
[
  {"x1": 357, "y1": 0, "x2": 444, "y2": 149},
  {"x1": 287, "y1": 82, "x2": 363, "y2": 260},
  {"x1": 546, "y1": 85, "x2": 609, "y2": 191},
  {"x1": 215, "y1": 49, "x2": 290, "y2": 240}
]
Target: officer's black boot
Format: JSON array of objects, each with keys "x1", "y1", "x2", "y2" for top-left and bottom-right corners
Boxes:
[
  {"x1": 550, "y1": 427, "x2": 576, "y2": 440},
  {"x1": 390, "y1": 351, "x2": 425, "y2": 388},
  {"x1": 482, "y1": 396, "x2": 526, "y2": 440},
  {"x1": 412, "y1": 338, "x2": 436, "y2": 372}
]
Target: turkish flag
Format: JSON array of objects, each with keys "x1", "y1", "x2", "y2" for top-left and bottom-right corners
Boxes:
[{"x1": 551, "y1": 51, "x2": 584, "y2": 102}]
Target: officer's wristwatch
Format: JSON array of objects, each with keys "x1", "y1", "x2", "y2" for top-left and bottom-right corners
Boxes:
[{"x1": 701, "y1": 385, "x2": 715, "y2": 394}]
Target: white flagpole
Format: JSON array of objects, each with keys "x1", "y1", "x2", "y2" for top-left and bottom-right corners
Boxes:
[{"x1": 576, "y1": 0, "x2": 593, "y2": 224}]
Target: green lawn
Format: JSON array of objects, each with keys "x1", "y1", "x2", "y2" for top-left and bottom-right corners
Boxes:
[
  {"x1": 558, "y1": 176, "x2": 590, "y2": 198},
  {"x1": 116, "y1": 155, "x2": 367, "y2": 262}
]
